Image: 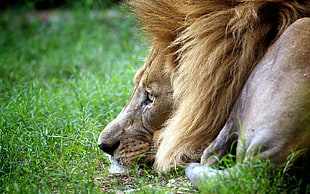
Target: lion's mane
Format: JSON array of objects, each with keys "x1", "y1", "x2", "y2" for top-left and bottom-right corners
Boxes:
[{"x1": 127, "y1": 0, "x2": 310, "y2": 170}]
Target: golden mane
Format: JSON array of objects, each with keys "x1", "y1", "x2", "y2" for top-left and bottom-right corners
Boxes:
[{"x1": 127, "y1": 0, "x2": 310, "y2": 170}]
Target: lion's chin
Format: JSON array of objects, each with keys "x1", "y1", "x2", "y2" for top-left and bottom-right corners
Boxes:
[{"x1": 108, "y1": 155, "x2": 127, "y2": 174}]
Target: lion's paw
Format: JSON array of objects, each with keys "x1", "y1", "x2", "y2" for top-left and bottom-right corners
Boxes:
[{"x1": 185, "y1": 163, "x2": 218, "y2": 185}]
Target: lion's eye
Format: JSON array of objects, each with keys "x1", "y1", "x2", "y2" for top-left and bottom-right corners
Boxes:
[{"x1": 146, "y1": 92, "x2": 156, "y2": 103}]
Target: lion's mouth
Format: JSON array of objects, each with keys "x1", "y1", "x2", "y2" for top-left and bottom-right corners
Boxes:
[{"x1": 108, "y1": 155, "x2": 127, "y2": 174}]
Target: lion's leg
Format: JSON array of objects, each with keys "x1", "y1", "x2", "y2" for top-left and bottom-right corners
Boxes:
[
  {"x1": 235, "y1": 18, "x2": 310, "y2": 164},
  {"x1": 200, "y1": 118, "x2": 238, "y2": 166},
  {"x1": 186, "y1": 18, "x2": 310, "y2": 185},
  {"x1": 185, "y1": 117, "x2": 238, "y2": 184}
]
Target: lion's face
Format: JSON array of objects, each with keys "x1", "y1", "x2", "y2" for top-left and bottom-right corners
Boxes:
[{"x1": 98, "y1": 49, "x2": 173, "y2": 168}]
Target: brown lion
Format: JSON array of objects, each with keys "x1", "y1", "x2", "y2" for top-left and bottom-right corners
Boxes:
[{"x1": 98, "y1": 0, "x2": 310, "y2": 176}]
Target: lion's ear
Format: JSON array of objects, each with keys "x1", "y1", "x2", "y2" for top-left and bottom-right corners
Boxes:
[{"x1": 126, "y1": 0, "x2": 184, "y2": 49}]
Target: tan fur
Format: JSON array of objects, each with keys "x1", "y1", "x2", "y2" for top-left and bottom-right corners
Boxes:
[{"x1": 128, "y1": 0, "x2": 310, "y2": 170}]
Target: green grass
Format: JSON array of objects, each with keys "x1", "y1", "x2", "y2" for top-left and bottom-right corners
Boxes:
[
  {"x1": 0, "y1": 7, "x2": 147, "y2": 193},
  {"x1": 0, "y1": 6, "x2": 309, "y2": 194}
]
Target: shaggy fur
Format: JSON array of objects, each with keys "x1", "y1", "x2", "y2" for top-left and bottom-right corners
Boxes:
[{"x1": 127, "y1": 0, "x2": 310, "y2": 170}]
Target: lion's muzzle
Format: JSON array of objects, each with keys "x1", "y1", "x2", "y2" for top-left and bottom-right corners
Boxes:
[{"x1": 98, "y1": 121, "x2": 123, "y2": 156}]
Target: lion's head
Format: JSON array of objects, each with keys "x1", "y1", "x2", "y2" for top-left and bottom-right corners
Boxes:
[
  {"x1": 98, "y1": 0, "x2": 310, "y2": 171},
  {"x1": 98, "y1": 48, "x2": 174, "y2": 168}
]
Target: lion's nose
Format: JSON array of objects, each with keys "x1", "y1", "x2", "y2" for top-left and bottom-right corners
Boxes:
[{"x1": 98, "y1": 141, "x2": 120, "y2": 156}]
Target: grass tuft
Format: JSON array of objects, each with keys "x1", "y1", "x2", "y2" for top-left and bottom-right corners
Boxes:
[{"x1": 197, "y1": 152, "x2": 310, "y2": 194}]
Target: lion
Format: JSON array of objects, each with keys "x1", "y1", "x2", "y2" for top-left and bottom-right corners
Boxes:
[{"x1": 98, "y1": 0, "x2": 310, "y2": 177}]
